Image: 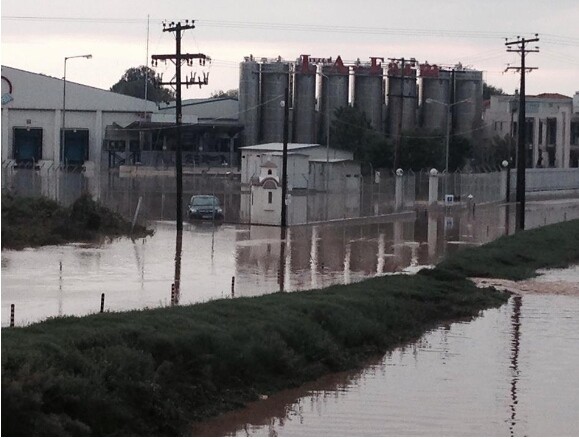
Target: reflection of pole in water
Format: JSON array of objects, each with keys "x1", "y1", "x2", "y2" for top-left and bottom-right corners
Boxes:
[
  {"x1": 343, "y1": 242, "x2": 351, "y2": 285},
  {"x1": 376, "y1": 232, "x2": 385, "y2": 274},
  {"x1": 284, "y1": 228, "x2": 292, "y2": 292},
  {"x1": 172, "y1": 230, "x2": 183, "y2": 305},
  {"x1": 310, "y1": 226, "x2": 319, "y2": 289},
  {"x1": 278, "y1": 227, "x2": 287, "y2": 292},
  {"x1": 509, "y1": 295, "x2": 522, "y2": 437},
  {"x1": 58, "y1": 260, "x2": 63, "y2": 316}
]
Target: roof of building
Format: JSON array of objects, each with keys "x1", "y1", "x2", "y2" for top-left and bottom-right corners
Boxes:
[
  {"x1": 240, "y1": 143, "x2": 320, "y2": 151},
  {"x1": 1, "y1": 65, "x2": 158, "y2": 112},
  {"x1": 532, "y1": 93, "x2": 572, "y2": 100}
]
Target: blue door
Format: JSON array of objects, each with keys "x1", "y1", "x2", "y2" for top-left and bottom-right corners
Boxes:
[{"x1": 13, "y1": 128, "x2": 42, "y2": 163}]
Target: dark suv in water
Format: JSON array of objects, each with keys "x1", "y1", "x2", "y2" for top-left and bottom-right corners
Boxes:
[{"x1": 187, "y1": 195, "x2": 224, "y2": 221}]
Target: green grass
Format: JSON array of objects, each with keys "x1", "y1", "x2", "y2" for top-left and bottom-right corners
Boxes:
[
  {"x1": 2, "y1": 219, "x2": 579, "y2": 436},
  {"x1": 1, "y1": 193, "x2": 153, "y2": 249},
  {"x1": 435, "y1": 218, "x2": 579, "y2": 280}
]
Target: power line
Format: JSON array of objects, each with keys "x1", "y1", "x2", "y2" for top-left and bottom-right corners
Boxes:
[{"x1": 4, "y1": 15, "x2": 578, "y2": 44}]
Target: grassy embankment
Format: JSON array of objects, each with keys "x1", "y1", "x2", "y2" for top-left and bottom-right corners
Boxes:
[
  {"x1": 1, "y1": 193, "x2": 152, "y2": 249},
  {"x1": 2, "y1": 219, "x2": 578, "y2": 436}
]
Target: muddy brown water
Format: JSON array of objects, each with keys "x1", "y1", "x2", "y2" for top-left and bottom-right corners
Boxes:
[
  {"x1": 2, "y1": 199, "x2": 579, "y2": 436},
  {"x1": 191, "y1": 267, "x2": 579, "y2": 436},
  {"x1": 2, "y1": 199, "x2": 579, "y2": 326}
]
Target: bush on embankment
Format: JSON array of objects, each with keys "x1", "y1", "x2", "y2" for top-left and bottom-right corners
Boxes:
[
  {"x1": 2, "y1": 272, "x2": 507, "y2": 436},
  {"x1": 435, "y1": 218, "x2": 579, "y2": 280},
  {"x1": 1, "y1": 193, "x2": 152, "y2": 249}
]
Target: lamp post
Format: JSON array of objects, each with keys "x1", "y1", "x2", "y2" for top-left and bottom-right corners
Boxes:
[
  {"x1": 62, "y1": 54, "x2": 92, "y2": 165},
  {"x1": 425, "y1": 97, "x2": 471, "y2": 197}
]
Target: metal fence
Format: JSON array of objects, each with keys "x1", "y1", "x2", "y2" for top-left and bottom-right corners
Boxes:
[{"x1": 3, "y1": 162, "x2": 578, "y2": 226}]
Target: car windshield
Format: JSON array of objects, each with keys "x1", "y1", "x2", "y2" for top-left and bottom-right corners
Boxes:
[{"x1": 191, "y1": 196, "x2": 219, "y2": 207}]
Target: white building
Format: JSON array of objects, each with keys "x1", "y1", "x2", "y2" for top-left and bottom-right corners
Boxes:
[
  {"x1": 249, "y1": 160, "x2": 283, "y2": 225},
  {"x1": 484, "y1": 92, "x2": 579, "y2": 168},
  {"x1": 1, "y1": 66, "x2": 157, "y2": 169},
  {"x1": 240, "y1": 143, "x2": 360, "y2": 190}
]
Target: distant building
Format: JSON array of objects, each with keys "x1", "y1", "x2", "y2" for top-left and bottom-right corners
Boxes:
[
  {"x1": 239, "y1": 142, "x2": 361, "y2": 225},
  {"x1": 239, "y1": 142, "x2": 359, "y2": 189},
  {"x1": 484, "y1": 92, "x2": 579, "y2": 168},
  {"x1": 1, "y1": 65, "x2": 156, "y2": 169},
  {"x1": 1, "y1": 65, "x2": 244, "y2": 171}
]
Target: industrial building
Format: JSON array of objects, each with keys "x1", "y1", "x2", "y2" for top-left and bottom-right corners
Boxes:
[
  {"x1": 238, "y1": 55, "x2": 485, "y2": 150},
  {"x1": 484, "y1": 92, "x2": 579, "y2": 168},
  {"x1": 1, "y1": 65, "x2": 157, "y2": 170},
  {"x1": 1, "y1": 66, "x2": 244, "y2": 171}
]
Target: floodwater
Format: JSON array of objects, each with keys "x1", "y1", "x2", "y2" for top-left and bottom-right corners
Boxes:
[
  {"x1": 190, "y1": 268, "x2": 579, "y2": 436},
  {"x1": 2, "y1": 199, "x2": 579, "y2": 327}
]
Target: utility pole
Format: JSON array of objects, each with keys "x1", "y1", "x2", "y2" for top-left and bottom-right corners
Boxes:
[
  {"x1": 505, "y1": 34, "x2": 539, "y2": 232},
  {"x1": 389, "y1": 57, "x2": 416, "y2": 170},
  {"x1": 152, "y1": 20, "x2": 210, "y2": 231},
  {"x1": 281, "y1": 86, "x2": 289, "y2": 228}
]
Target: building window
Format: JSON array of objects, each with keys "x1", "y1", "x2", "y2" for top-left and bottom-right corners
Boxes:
[
  {"x1": 268, "y1": 191, "x2": 273, "y2": 204},
  {"x1": 267, "y1": 169, "x2": 272, "y2": 175},
  {"x1": 539, "y1": 121, "x2": 543, "y2": 145},
  {"x1": 571, "y1": 122, "x2": 579, "y2": 146}
]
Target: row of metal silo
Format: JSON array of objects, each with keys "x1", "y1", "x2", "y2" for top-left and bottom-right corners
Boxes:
[{"x1": 238, "y1": 55, "x2": 483, "y2": 147}]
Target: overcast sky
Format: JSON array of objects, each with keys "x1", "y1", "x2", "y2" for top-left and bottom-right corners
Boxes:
[{"x1": 2, "y1": 0, "x2": 578, "y2": 99}]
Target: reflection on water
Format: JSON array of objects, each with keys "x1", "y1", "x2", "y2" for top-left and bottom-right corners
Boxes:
[
  {"x1": 2, "y1": 199, "x2": 579, "y2": 327},
  {"x1": 191, "y1": 291, "x2": 579, "y2": 437},
  {"x1": 2, "y1": 196, "x2": 579, "y2": 435}
]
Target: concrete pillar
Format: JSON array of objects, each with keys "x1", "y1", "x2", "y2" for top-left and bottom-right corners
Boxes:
[
  {"x1": 94, "y1": 110, "x2": 103, "y2": 171},
  {"x1": 427, "y1": 211, "x2": 438, "y2": 260},
  {"x1": 428, "y1": 171, "x2": 439, "y2": 205},
  {"x1": 229, "y1": 136, "x2": 235, "y2": 167},
  {"x1": 1, "y1": 107, "x2": 10, "y2": 160},
  {"x1": 395, "y1": 174, "x2": 404, "y2": 211},
  {"x1": 53, "y1": 110, "x2": 63, "y2": 164}
]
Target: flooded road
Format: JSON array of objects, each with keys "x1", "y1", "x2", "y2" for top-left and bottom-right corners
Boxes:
[
  {"x1": 2, "y1": 199, "x2": 579, "y2": 327},
  {"x1": 191, "y1": 270, "x2": 579, "y2": 436}
]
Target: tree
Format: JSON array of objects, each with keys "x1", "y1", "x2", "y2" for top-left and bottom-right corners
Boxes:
[
  {"x1": 398, "y1": 129, "x2": 445, "y2": 171},
  {"x1": 110, "y1": 66, "x2": 175, "y2": 103},
  {"x1": 329, "y1": 105, "x2": 392, "y2": 168},
  {"x1": 483, "y1": 82, "x2": 506, "y2": 100},
  {"x1": 210, "y1": 89, "x2": 239, "y2": 99}
]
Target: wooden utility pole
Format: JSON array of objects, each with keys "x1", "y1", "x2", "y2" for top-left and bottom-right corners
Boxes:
[
  {"x1": 152, "y1": 20, "x2": 210, "y2": 231},
  {"x1": 389, "y1": 57, "x2": 416, "y2": 170},
  {"x1": 281, "y1": 87, "x2": 289, "y2": 228},
  {"x1": 505, "y1": 35, "x2": 539, "y2": 232}
]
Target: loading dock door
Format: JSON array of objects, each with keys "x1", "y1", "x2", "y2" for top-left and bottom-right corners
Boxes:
[
  {"x1": 62, "y1": 129, "x2": 89, "y2": 165},
  {"x1": 13, "y1": 128, "x2": 42, "y2": 163}
]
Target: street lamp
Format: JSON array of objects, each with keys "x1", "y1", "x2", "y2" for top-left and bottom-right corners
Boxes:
[
  {"x1": 425, "y1": 97, "x2": 471, "y2": 198},
  {"x1": 62, "y1": 54, "x2": 92, "y2": 165}
]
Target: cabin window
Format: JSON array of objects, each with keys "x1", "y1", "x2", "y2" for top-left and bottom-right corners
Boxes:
[
  {"x1": 268, "y1": 169, "x2": 272, "y2": 175},
  {"x1": 268, "y1": 191, "x2": 273, "y2": 204}
]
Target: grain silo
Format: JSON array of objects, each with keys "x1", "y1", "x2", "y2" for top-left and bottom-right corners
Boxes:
[
  {"x1": 353, "y1": 57, "x2": 385, "y2": 132},
  {"x1": 293, "y1": 55, "x2": 317, "y2": 144},
  {"x1": 387, "y1": 61, "x2": 418, "y2": 139},
  {"x1": 420, "y1": 64, "x2": 451, "y2": 133},
  {"x1": 239, "y1": 55, "x2": 261, "y2": 146},
  {"x1": 454, "y1": 68, "x2": 483, "y2": 141},
  {"x1": 320, "y1": 56, "x2": 350, "y2": 144},
  {"x1": 260, "y1": 58, "x2": 290, "y2": 143}
]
